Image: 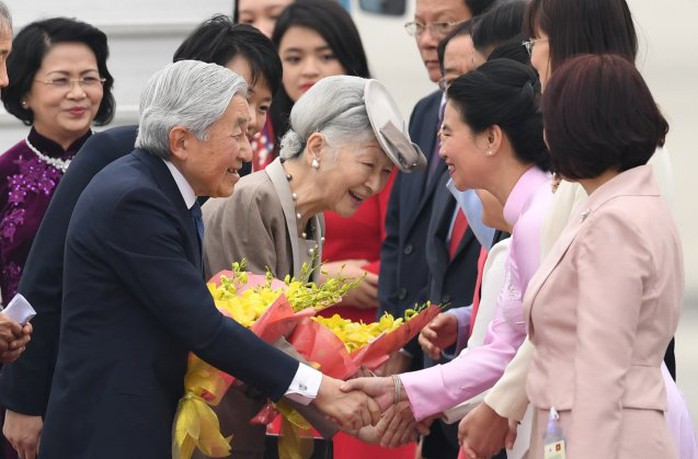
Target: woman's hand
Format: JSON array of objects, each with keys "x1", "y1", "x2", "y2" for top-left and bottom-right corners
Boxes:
[{"x1": 319, "y1": 260, "x2": 379, "y2": 309}]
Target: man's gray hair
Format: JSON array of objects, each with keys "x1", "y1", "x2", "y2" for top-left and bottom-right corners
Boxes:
[
  {"x1": 0, "y1": 2, "x2": 12, "y2": 35},
  {"x1": 280, "y1": 75, "x2": 375, "y2": 159},
  {"x1": 135, "y1": 60, "x2": 247, "y2": 159}
]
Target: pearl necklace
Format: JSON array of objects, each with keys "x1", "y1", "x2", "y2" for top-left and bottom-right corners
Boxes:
[
  {"x1": 25, "y1": 137, "x2": 72, "y2": 173},
  {"x1": 281, "y1": 158, "x2": 314, "y2": 239}
]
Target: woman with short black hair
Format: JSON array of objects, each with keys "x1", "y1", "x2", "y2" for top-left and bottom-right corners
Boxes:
[{"x1": 0, "y1": 17, "x2": 114, "y2": 303}]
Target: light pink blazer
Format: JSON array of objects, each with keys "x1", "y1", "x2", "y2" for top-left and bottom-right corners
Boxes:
[{"x1": 525, "y1": 165, "x2": 683, "y2": 458}]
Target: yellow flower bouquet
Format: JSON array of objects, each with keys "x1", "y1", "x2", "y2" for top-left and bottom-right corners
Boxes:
[
  {"x1": 288, "y1": 304, "x2": 441, "y2": 380},
  {"x1": 173, "y1": 262, "x2": 358, "y2": 459}
]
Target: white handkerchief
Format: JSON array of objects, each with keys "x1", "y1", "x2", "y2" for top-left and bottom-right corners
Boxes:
[{"x1": 3, "y1": 293, "x2": 36, "y2": 325}]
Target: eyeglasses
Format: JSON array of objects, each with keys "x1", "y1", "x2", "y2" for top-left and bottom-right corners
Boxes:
[
  {"x1": 404, "y1": 21, "x2": 460, "y2": 38},
  {"x1": 521, "y1": 38, "x2": 548, "y2": 56},
  {"x1": 34, "y1": 75, "x2": 107, "y2": 90}
]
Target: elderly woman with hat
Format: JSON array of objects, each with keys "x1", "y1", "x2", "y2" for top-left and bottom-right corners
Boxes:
[
  {"x1": 203, "y1": 74, "x2": 423, "y2": 282},
  {"x1": 200, "y1": 74, "x2": 424, "y2": 459}
]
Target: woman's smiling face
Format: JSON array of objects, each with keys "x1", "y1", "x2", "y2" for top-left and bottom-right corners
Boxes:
[
  {"x1": 317, "y1": 136, "x2": 394, "y2": 217},
  {"x1": 439, "y1": 100, "x2": 490, "y2": 190}
]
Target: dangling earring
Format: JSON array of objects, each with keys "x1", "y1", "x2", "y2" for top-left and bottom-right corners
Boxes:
[{"x1": 311, "y1": 157, "x2": 320, "y2": 169}]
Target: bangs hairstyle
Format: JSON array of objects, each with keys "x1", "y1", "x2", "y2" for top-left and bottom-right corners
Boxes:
[
  {"x1": 173, "y1": 16, "x2": 282, "y2": 96},
  {"x1": 447, "y1": 58, "x2": 550, "y2": 171},
  {"x1": 271, "y1": 0, "x2": 369, "y2": 78},
  {"x1": 2, "y1": 17, "x2": 115, "y2": 126},
  {"x1": 269, "y1": 0, "x2": 370, "y2": 152},
  {"x1": 524, "y1": 0, "x2": 637, "y2": 71},
  {"x1": 543, "y1": 54, "x2": 668, "y2": 180}
]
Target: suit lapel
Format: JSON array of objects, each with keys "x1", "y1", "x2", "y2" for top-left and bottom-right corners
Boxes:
[
  {"x1": 403, "y1": 92, "x2": 442, "y2": 234},
  {"x1": 431, "y1": 184, "x2": 455, "y2": 269},
  {"x1": 404, "y1": 158, "x2": 446, "y2": 233},
  {"x1": 525, "y1": 166, "x2": 659, "y2": 328},
  {"x1": 452, "y1": 226, "x2": 476, "y2": 262},
  {"x1": 524, "y1": 214, "x2": 585, "y2": 327}
]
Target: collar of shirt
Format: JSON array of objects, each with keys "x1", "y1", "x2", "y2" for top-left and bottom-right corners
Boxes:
[
  {"x1": 162, "y1": 159, "x2": 197, "y2": 210},
  {"x1": 447, "y1": 179, "x2": 496, "y2": 250},
  {"x1": 503, "y1": 166, "x2": 551, "y2": 228}
]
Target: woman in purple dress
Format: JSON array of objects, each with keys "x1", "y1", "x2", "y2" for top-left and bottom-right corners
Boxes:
[{"x1": 0, "y1": 17, "x2": 114, "y2": 304}]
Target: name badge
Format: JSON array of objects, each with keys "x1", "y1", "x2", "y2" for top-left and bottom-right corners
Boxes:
[
  {"x1": 543, "y1": 407, "x2": 567, "y2": 459},
  {"x1": 544, "y1": 439, "x2": 567, "y2": 459}
]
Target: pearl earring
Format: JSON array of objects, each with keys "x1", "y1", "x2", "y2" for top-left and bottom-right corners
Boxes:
[
  {"x1": 21, "y1": 99, "x2": 28, "y2": 109},
  {"x1": 311, "y1": 158, "x2": 320, "y2": 169}
]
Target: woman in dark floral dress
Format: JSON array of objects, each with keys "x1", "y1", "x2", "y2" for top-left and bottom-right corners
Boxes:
[{"x1": 0, "y1": 17, "x2": 114, "y2": 304}]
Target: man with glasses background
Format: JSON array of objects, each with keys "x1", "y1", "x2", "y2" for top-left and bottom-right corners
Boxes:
[{"x1": 377, "y1": 1, "x2": 497, "y2": 457}]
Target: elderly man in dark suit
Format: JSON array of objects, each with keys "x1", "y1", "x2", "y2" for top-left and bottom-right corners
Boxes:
[
  {"x1": 38, "y1": 61, "x2": 379, "y2": 459},
  {"x1": 0, "y1": 20, "x2": 286, "y2": 459}
]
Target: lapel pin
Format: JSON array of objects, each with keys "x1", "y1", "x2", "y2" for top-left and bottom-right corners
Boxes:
[{"x1": 580, "y1": 209, "x2": 591, "y2": 222}]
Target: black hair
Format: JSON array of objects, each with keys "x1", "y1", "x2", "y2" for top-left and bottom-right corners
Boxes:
[
  {"x1": 472, "y1": 0, "x2": 526, "y2": 57},
  {"x1": 2, "y1": 17, "x2": 115, "y2": 126},
  {"x1": 437, "y1": 21, "x2": 473, "y2": 75},
  {"x1": 173, "y1": 16, "x2": 282, "y2": 96},
  {"x1": 525, "y1": 0, "x2": 637, "y2": 71},
  {"x1": 486, "y1": 36, "x2": 529, "y2": 65},
  {"x1": 447, "y1": 58, "x2": 550, "y2": 171},
  {"x1": 466, "y1": 0, "x2": 500, "y2": 17},
  {"x1": 269, "y1": 0, "x2": 370, "y2": 152}
]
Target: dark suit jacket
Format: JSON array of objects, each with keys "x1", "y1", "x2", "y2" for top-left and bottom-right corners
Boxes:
[
  {"x1": 0, "y1": 125, "x2": 139, "y2": 416},
  {"x1": 425, "y1": 170, "x2": 480, "y2": 311},
  {"x1": 39, "y1": 149, "x2": 298, "y2": 459},
  {"x1": 378, "y1": 90, "x2": 442, "y2": 320}
]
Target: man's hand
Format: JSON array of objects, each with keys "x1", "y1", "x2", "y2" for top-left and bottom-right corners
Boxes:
[
  {"x1": 340, "y1": 376, "x2": 397, "y2": 412},
  {"x1": 3, "y1": 410, "x2": 43, "y2": 459},
  {"x1": 377, "y1": 400, "x2": 428, "y2": 447},
  {"x1": 313, "y1": 376, "x2": 381, "y2": 431},
  {"x1": 319, "y1": 260, "x2": 378, "y2": 309},
  {"x1": 418, "y1": 313, "x2": 458, "y2": 360},
  {"x1": 458, "y1": 402, "x2": 510, "y2": 458}
]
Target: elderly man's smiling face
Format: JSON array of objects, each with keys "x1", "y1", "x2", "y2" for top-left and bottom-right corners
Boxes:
[{"x1": 179, "y1": 94, "x2": 252, "y2": 198}]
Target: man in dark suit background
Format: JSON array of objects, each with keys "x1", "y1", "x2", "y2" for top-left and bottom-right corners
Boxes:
[
  {"x1": 378, "y1": 0, "x2": 494, "y2": 345},
  {"x1": 35, "y1": 61, "x2": 379, "y2": 459}
]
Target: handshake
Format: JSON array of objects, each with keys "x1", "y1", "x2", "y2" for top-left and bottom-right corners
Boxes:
[{"x1": 311, "y1": 372, "x2": 432, "y2": 447}]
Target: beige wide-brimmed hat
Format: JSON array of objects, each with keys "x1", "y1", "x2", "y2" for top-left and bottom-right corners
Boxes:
[{"x1": 364, "y1": 79, "x2": 427, "y2": 172}]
